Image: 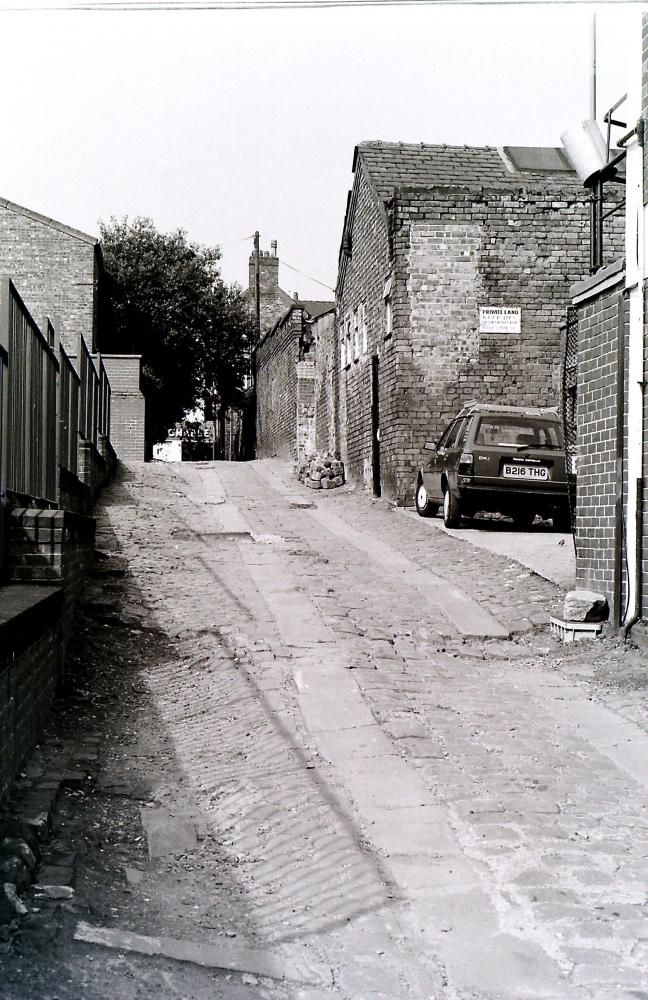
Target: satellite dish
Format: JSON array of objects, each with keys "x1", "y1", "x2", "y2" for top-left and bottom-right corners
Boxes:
[{"x1": 561, "y1": 120, "x2": 608, "y2": 185}]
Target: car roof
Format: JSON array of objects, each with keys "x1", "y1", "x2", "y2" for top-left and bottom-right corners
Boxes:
[{"x1": 458, "y1": 401, "x2": 560, "y2": 419}]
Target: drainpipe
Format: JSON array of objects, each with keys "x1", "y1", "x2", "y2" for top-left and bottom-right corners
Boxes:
[{"x1": 622, "y1": 15, "x2": 645, "y2": 637}]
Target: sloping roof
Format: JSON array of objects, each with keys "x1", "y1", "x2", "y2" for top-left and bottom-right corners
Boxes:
[
  {"x1": 298, "y1": 299, "x2": 335, "y2": 320},
  {"x1": 354, "y1": 142, "x2": 577, "y2": 200},
  {"x1": 0, "y1": 196, "x2": 99, "y2": 245}
]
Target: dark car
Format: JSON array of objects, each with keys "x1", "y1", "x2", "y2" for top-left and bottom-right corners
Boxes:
[{"x1": 415, "y1": 402, "x2": 572, "y2": 530}]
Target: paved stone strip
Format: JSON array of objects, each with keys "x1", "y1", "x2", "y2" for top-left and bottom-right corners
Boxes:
[
  {"x1": 74, "y1": 921, "x2": 332, "y2": 985},
  {"x1": 101, "y1": 466, "x2": 442, "y2": 998},
  {"x1": 220, "y1": 460, "x2": 648, "y2": 999}
]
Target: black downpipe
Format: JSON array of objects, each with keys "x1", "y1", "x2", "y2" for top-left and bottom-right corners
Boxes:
[
  {"x1": 624, "y1": 477, "x2": 644, "y2": 642},
  {"x1": 613, "y1": 293, "x2": 626, "y2": 629}
]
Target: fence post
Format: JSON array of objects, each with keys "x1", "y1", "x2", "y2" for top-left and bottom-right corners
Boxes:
[{"x1": 0, "y1": 280, "x2": 10, "y2": 575}]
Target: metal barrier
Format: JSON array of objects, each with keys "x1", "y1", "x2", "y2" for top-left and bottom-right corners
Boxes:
[
  {"x1": 58, "y1": 340, "x2": 80, "y2": 478},
  {"x1": 0, "y1": 279, "x2": 59, "y2": 504},
  {"x1": 96, "y1": 353, "x2": 111, "y2": 440},
  {"x1": 0, "y1": 279, "x2": 112, "y2": 511}
]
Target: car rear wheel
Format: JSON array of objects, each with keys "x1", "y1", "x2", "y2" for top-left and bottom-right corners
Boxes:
[
  {"x1": 443, "y1": 486, "x2": 461, "y2": 528},
  {"x1": 512, "y1": 511, "x2": 535, "y2": 530},
  {"x1": 416, "y1": 482, "x2": 439, "y2": 518},
  {"x1": 553, "y1": 511, "x2": 572, "y2": 532}
]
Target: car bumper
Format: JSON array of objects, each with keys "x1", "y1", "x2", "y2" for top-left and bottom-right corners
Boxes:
[{"x1": 457, "y1": 478, "x2": 571, "y2": 513}]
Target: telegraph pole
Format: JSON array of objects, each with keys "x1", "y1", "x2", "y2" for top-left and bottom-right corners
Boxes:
[{"x1": 254, "y1": 230, "x2": 261, "y2": 342}]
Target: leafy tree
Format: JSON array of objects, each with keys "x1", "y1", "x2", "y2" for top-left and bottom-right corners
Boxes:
[{"x1": 98, "y1": 216, "x2": 253, "y2": 448}]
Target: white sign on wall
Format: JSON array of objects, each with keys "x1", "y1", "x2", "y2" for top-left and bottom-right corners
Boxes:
[{"x1": 479, "y1": 307, "x2": 521, "y2": 334}]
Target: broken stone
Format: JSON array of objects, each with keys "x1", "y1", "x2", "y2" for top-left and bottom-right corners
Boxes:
[
  {"x1": 310, "y1": 470, "x2": 322, "y2": 482},
  {"x1": 332, "y1": 476, "x2": 344, "y2": 487},
  {"x1": 0, "y1": 883, "x2": 27, "y2": 921},
  {"x1": 321, "y1": 479, "x2": 335, "y2": 490},
  {"x1": 23, "y1": 813, "x2": 51, "y2": 843},
  {"x1": 0, "y1": 857, "x2": 31, "y2": 892},
  {"x1": 563, "y1": 590, "x2": 609, "y2": 623},
  {"x1": 305, "y1": 479, "x2": 321, "y2": 490},
  {"x1": 34, "y1": 885, "x2": 74, "y2": 901},
  {"x1": 0, "y1": 839, "x2": 37, "y2": 872}
]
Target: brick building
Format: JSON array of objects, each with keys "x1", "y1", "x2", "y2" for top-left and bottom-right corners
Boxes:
[
  {"x1": 336, "y1": 142, "x2": 598, "y2": 504},
  {"x1": 101, "y1": 355, "x2": 146, "y2": 463},
  {"x1": 0, "y1": 195, "x2": 145, "y2": 462},
  {"x1": 245, "y1": 239, "x2": 295, "y2": 337},
  {"x1": 567, "y1": 14, "x2": 646, "y2": 628},
  {"x1": 0, "y1": 196, "x2": 109, "y2": 355},
  {"x1": 255, "y1": 300, "x2": 334, "y2": 462}
]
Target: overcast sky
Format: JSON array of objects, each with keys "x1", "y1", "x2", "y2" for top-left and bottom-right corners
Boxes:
[{"x1": 0, "y1": 0, "x2": 640, "y2": 300}]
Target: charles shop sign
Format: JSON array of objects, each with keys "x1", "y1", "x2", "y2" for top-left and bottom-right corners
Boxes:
[{"x1": 479, "y1": 307, "x2": 521, "y2": 334}]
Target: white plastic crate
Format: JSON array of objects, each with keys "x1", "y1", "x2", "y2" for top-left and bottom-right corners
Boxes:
[{"x1": 549, "y1": 617, "x2": 604, "y2": 643}]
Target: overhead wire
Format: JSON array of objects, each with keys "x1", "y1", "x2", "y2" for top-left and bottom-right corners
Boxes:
[
  {"x1": 278, "y1": 258, "x2": 335, "y2": 293},
  {"x1": 3, "y1": 0, "x2": 641, "y2": 11}
]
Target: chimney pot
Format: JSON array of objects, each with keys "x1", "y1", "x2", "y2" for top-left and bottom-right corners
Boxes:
[{"x1": 271, "y1": 240, "x2": 277, "y2": 256}]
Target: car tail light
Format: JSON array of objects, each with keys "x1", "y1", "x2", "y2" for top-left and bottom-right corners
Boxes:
[{"x1": 459, "y1": 452, "x2": 474, "y2": 475}]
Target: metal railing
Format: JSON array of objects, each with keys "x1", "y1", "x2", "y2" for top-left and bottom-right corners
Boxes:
[
  {"x1": 0, "y1": 279, "x2": 59, "y2": 504},
  {"x1": 58, "y1": 340, "x2": 80, "y2": 478},
  {"x1": 0, "y1": 278, "x2": 112, "y2": 509},
  {"x1": 95, "y1": 353, "x2": 111, "y2": 440}
]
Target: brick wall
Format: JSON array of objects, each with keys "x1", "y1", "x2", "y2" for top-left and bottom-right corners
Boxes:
[
  {"x1": 7, "y1": 508, "x2": 96, "y2": 647},
  {"x1": 573, "y1": 275, "x2": 625, "y2": 613},
  {"x1": 255, "y1": 309, "x2": 303, "y2": 460},
  {"x1": 314, "y1": 311, "x2": 339, "y2": 455},
  {"x1": 0, "y1": 586, "x2": 63, "y2": 796},
  {"x1": 0, "y1": 201, "x2": 99, "y2": 354},
  {"x1": 247, "y1": 250, "x2": 295, "y2": 337},
  {"x1": 101, "y1": 355, "x2": 146, "y2": 462},
  {"x1": 338, "y1": 165, "x2": 623, "y2": 504},
  {"x1": 296, "y1": 361, "x2": 316, "y2": 462},
  {"x1": 337, "y1": 161, "x2": 395, "y2": 493}
]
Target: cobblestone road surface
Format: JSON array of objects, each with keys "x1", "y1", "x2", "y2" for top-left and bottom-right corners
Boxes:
[{"x1": 2, "y1": 459, "x2": 648, "y2": 1000}]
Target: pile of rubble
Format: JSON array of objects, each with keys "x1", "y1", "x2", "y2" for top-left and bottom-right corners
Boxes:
[{"x1": 299, "y1": 454, "x2": 345, "y2": 490}]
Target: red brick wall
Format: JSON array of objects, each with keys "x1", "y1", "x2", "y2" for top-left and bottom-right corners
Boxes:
[
  {"x1": 296, "y1": 361, "x2": 316, "y2": 462},
  {"x1": 101, "y1": 355, "x2": 146, "y2": 462},
  {"x1": 7, "y1": 508, "x2": 96, "y2": 645},
  {"x1": 573, "y1": 272, "x2": 626, "y2": 617},
  {"x1": 0, "y1": 586, "x2": 63, "y2": 796},
  {"x1": 314, "y1": 311, "x2": 339, "y2": 455},
  {"x1": 338, "y1": 165, "x2": 610, "y2": 503},
  {"x1": 0, "y1": 202, "x2": 99, "y2": 354},
  {"x1": 255, "y1": 309, "x2": 303, "y2": 460},
  {"x1": 337, "y1": 161, "x2": 397, "y2": 493}
]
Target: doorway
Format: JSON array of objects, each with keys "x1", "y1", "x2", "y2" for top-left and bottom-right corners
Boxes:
[{"x1": 371, "y1": 354, "x2": 381, "y2": 497}]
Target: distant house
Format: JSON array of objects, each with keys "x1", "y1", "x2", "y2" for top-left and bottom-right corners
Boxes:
[
  {"x1": 0, "y1": 195, "x2": 145, "y2": 463},
  {"x1": 244, "y1": 239, "x2": 295, "y2": 337},
  {"x1": 335, "y1": 141, "x2": 601, "y2": 504},
  {"x1": 254, "y1": 299, "x2": 334, "y2": 462}
]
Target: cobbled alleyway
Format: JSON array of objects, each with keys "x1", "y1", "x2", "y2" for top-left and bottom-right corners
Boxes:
[{"x1": 2, "y1": 459, "x2": 648, "y2": 1000}]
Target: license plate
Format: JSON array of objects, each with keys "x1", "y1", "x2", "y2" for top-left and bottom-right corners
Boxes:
[{"x1": 502, "y1": 464, "x2": 549, "y2": 480}]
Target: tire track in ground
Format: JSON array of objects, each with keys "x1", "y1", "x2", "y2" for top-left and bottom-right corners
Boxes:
[{"x1": 103, "y1": 462, "x2": 441, "y2": 998}]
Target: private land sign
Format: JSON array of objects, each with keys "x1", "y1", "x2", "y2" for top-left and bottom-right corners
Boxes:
[{"x1": 479, "y1": 307, "x2": 521, "y2": 334}]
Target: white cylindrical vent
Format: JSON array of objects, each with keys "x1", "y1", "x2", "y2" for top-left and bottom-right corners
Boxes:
[{"x1": 561, "y1": 119, "x2": 607, "y2": 184}]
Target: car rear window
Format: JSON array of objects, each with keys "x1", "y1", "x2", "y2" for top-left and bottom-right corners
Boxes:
[{"x1": 475, "y1": 416, "x2": 563, "y2": 448}]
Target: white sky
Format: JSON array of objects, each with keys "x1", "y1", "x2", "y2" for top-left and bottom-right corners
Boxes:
[{"x1": 0, "y1": 0, "x2": 641, "y2": 300}]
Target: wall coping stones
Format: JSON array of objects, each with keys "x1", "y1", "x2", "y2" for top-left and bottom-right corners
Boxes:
[
  {"x1": 0, "y1": 585, "x2": 63, "y2": 667},
  {"x1": 570, "y1": 258, "x2": 625, "y2": 304},
  {"x1": 9, "y1": 507, "x2": 96, "y2": 543}
]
